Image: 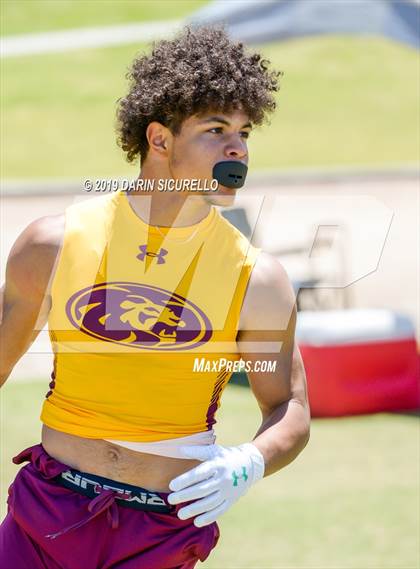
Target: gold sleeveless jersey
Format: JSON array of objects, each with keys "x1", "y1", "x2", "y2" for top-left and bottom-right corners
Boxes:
[{"x1": 41, "y1": 189, "x2": 260, "y2": 441}]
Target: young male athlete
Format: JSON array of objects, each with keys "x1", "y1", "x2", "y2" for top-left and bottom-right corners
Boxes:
[{"x1": 0, "y1": 26, "x2": 310, "y2": 569}]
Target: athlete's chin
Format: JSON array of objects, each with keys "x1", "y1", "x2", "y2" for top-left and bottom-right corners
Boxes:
[{"x1": 204, "y1": 190, "x2": 237, "y2": 207}]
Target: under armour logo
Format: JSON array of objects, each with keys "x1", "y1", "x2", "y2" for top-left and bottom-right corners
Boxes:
[
  {"x1": 137, "y1": 245, "x2": 168, "y2": 265},
  {"x1": 232, "y1": 466, "x2": 248, "y2": 487}
]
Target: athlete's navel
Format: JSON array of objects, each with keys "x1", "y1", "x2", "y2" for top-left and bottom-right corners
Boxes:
[{"x1": 106, "y1": 448, "x2": 121, "y2": 462}]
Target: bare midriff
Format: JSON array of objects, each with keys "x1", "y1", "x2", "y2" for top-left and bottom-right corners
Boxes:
[{"x1": 41, "y1": 425, "x2": 201, "y2": 493}]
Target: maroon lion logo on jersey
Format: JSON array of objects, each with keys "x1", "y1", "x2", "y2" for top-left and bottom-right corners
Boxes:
[{"x1": 66, "y1": 282, "x2": 212, "y2": 350}]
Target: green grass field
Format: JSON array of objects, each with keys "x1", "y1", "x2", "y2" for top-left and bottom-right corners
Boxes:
[
  {"x1": 1, "y1": 379, "x2": 418, "y2": 568},
  {"x1": 1, "y1": 0, "x2": 208, "y2": 36},
  {"x1": 1, "y1": 35, "x2": 418, "y2": 181}
]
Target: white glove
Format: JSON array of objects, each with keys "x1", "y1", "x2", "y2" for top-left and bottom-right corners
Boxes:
[{"x1": 167, "y1": 442, "x2": 265, "y2": 527}]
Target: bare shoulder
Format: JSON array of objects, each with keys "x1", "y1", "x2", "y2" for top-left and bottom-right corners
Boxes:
[
  {"x1": 249, "y1": 251, "x2": 290, "y2": 286},
  {"x1": 246, "y1": 251, "x2": 296, "y2": 305},
  {"x1": 9, "y1": 214, "x2": 65, "y2": 261},
  {"x1": 239, "y1": 251, "x2": 297, "y2": 331},
  {"x1": 6, "y1": 214, "x2": 65, "y2": 298}
]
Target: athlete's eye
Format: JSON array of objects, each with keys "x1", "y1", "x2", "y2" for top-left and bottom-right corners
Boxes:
[
  {"x1": 208, "y1": 127, "x2": 223, "y2": 134},
  {"x1": 240, "y1": 131, "x2": 250, "y2": 139}
]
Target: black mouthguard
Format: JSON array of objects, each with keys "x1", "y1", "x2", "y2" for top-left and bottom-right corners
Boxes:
[{"x1": 212, "y1": 161, "x2": 248, "y2": 189}]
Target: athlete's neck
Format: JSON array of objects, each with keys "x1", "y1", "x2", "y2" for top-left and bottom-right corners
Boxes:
[{"x1": 126, "y1": 173, "x2": 212, "y2": 228}]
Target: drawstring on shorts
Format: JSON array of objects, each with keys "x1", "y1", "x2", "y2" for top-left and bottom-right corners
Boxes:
[
  {"x1": 45, "y1": 488, "x2": 120, "y2": 540},
  {"x1": 12, "y1": 445, "x2": 121, "y2": 540}
]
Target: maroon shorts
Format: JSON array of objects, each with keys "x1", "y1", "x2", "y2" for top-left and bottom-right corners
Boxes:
[{"x1": 0, "y1": 444, "x2": 220, "y2": 569}]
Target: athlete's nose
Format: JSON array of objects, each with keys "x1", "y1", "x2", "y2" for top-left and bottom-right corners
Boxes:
[{"x1": 224, "y1": 137, "x2": 248, "y2": 161}]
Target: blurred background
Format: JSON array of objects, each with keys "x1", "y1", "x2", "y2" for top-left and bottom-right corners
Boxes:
[{"x1": 1, "y1": 1, "x2": 419, "y2": 568}]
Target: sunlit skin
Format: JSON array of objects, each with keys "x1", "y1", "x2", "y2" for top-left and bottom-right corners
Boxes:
[{"x1": 126, "y1": 109, "x2": 252, "y2": 228}]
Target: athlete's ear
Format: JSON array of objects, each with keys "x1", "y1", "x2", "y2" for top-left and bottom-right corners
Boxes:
[{"x1": 145, "y1": 122, "x2": 171, "y2": 156}]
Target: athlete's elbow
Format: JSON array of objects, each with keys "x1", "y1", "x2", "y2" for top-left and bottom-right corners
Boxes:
[
  {"x1": 291, "y1": 403, "x2": 311, "y2": 454},
  {"x1": 301, "y1": 424, "x2": 310, "y2": 450},
  {"x1": 298, "y1": 409, "x2": 311, "y2": 450},
  {"x1": 0, "y1": 368, "x2": 12, "y2": 387},
  {"x1": 0, "y1": 346, "x2": 14, "y2": 387}
]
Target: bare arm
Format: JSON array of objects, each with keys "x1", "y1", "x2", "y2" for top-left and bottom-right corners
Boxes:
[
  {"x1": 0, "y1": 215, "x2": 64, "y2": 386},
  {"x1": 0, "y1": 283, "x2": 4, "y2": 322},
  {"x1": 237, "y1": 252, "x2": 310, "y2": 477}
]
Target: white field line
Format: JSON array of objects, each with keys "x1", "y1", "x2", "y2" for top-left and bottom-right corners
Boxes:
[{"x1": 1, "y1": 20, "x2": 183, "y2": 58}]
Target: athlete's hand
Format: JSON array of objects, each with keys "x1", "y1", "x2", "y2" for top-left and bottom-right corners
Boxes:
[{"x1": 167, "y1": 443, "x2": 265, "y2": 527}]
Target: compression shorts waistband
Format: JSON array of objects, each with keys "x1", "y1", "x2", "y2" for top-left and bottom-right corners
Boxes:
[{"x1": 54, "y1": 468, "x2": 173, "y2": 513}]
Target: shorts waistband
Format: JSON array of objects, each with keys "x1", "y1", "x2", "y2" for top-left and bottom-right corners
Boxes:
[{"x1": 54, "y1": 469, "x2": 173, "y2": 514}]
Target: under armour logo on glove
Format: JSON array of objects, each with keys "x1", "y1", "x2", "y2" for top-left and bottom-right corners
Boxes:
[
  {"x1": 137, "y1": 245, "x2": 168, "y2": 264},
  {"x1": 232, "y1": 467, "x2": 248, "y2": 486},
  {"x1": 167, "y1": 443, "x2": 265, "y2": 527}
]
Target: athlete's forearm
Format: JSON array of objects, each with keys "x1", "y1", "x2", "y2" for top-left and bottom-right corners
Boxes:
[
  {"x1": 0, "y1": 284, "x2": 8, "y2": 386},
  {"x1": 0, "y1": 294, "x2": 42, "y2": 387},
  {"x1": 251, "y1": 398, "x2": 310, "y2": 477}
]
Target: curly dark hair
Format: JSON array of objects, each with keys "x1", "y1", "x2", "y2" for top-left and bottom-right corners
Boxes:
[{"x1": 115, "y1": 25, "x2": 282, "y2": 164}]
